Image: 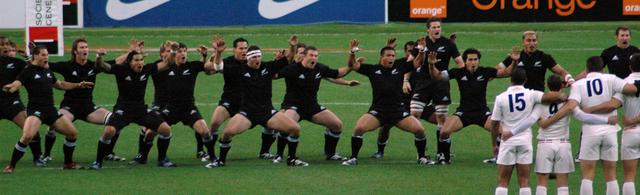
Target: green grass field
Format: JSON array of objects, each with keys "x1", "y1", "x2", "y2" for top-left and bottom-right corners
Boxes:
[{"x1": 1, "y1": 22, "x2": 639, "y2": 194}]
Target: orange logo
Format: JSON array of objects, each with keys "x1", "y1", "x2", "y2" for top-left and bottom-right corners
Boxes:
[
  {"x1": 410, "y1": 0, "x2": 447, "y2": 18},
  {"x1": 471, "y1": 0, "x2": 596, "y2": 16},
  {"x1": 624, "y1": 0, "x2": 640, "y2": 15}
]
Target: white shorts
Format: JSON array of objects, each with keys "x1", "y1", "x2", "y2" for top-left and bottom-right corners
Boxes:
[
  {"x1": 497, "y1": 144, "x2": 533, "y2": 165},
  {"x1": 535, "y1": 140, "x2": 575, "y2": 174},
  {"x1": 621, "y1": 130, "x2": 640, "y2": 160},
  {"x1": 579, "y1": 133, "x2": 618, "y2": 161}
]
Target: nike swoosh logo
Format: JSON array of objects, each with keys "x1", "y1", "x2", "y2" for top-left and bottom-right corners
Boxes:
[
  {"x1": 258, "y1": 0, "x2": 319, "y2": 19},
  {"x1": 106, "y1": 0, "x2": 171, "y2": 21}
]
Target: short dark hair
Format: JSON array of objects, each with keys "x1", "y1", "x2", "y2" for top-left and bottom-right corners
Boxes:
[
  {"x1": 233, "y1": 38, "x2": 248, "y2": 48},
  {"x1": 616, "y1": 26, "x2": 630, "y2": 36},
  {"x1": 303, "y1": 46, "x2": 317, "y2": 54},
  {"x1": 31, "y1": 45, "x2": 47, "y2": 56},
  {"x1": 586, "y1": 56, "x2": 604, "y2": 72},
  {"x1": 71, "y1": 37, "x2": 88, "y2": 61},
  {"x1": 379, "y1": 46, "x2": 395, "y2": 56},
  {"x1": 426, "y1": 18, "x2": 442, "y2": 28},
  {"x1": 247, "y1": 45, "x2": 261, "y2": 53},
  {"x1": 462, "y1": 48, "x2": 481, "y2": 61},
  {"x1": 125, "y1": 50, "x2": 143, "y2": 64},
  {"x1": 8, "y1": 41, "x2": 16, "y2": 48},
  {"x1": 178, "y1": 42, "x2": 187, "y2": 49},
  {"x1": 547, "y1": 75, "x2": 564, "y2": 91},
  {"x1": 630, "y1": 53, "x2": 640, "y2": 72},
  {"x1": 511, "y1": 68, "x2": 527, "y2": 85},
  {"x1": 404, "y1": 41, "x2": 416, "y2": 52},
  {"x1": 296, "y1": 43, "x2": 307, "y2": 49}
]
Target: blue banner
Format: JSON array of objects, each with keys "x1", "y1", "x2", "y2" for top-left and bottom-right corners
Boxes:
[{"x1": 85, "y1": 0, "x2": 385, "y2": 27}]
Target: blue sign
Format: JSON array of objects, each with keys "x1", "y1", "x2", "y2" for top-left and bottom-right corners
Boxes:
[{"x1": 85, "y1": 0, "x2": 385, "y2": 27}]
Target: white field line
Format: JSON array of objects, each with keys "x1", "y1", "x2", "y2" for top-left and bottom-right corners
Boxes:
[{"x1": 95, "y1": 102, "x2": 490, "y2": 108}]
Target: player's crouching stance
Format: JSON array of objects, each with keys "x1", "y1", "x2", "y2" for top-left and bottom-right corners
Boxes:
[
  {"x1": 2, "y1": 46, "x2": 92, "y2": 173},
  {"x1": 342, "y1": 45, "x2": 429, "y2": 166},
  {"x1": 215, "y1": 46, "x2": 307, "y2": 167},
  {"x1": 89, "y1": 45, "x2": 174, "y2": 170},
  {"x1": 491, "y1": 68, "x2": 566, "y2": 195}
]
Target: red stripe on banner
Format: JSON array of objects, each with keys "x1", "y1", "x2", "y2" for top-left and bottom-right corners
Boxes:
[
  {"x1": 64, "y1": 0, "x2": 78, "y2": 3},
  {"x1": 28, "y1": 27, "x2": 59, "y2": 41}
]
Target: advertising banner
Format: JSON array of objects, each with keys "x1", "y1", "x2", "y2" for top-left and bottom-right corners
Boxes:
[{"x1": 26, "y1": 0, "x2": 64, "y2": 56}]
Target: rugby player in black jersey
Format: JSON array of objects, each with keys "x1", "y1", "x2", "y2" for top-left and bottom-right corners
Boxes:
[{"x1": 3, "y1": 46, "x2": 92, "y2": 173}]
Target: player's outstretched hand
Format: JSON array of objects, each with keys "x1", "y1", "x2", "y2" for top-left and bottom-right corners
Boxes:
[
  {"x1": 386, "y1": 37, "x2": 397, "y2": 48},
  {"x1": 427, "y1": 52, "x2": 441, "y2": 65},
  {"x1": 348, "y1": 80, "x2": 360, "y2": 86},
  {"x1": 349, "y1": 39, "x2": 360, "y2": 53}
]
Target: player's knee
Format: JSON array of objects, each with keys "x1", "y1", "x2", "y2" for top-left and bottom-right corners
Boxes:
[
  {"x1": 157, "y1": 123, "x2": 171, "y2": 135},
  {"x1": 328, "y1": 121, "x2": 342, "y2": 132},
  {"x1": 66, "y1": 129, "x2": 78, "y2": 139},
  {"x1": 103, "y1": 126, "x2": 117, "y2": 138}
]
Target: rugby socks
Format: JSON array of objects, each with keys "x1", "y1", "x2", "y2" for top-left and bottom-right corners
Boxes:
[
  {"x1": 140, "y1": 137, "x2": 153, "y2": 161},
  {"x1": 287, "y1": 136, "x2": 299, "y2": 160},
  {"x1": 259, "y1": 128, "x2": 276, "y2": 154},
  {"x1": 195, "y1": 132, "x2": 204, "y2": 154},
  {"x1": 137, "y1": 128, "x2": 145, "y2": 154},
  {"x1": 202, "y1": 134, "x2": 216, "y2": 161},
  {"x1": 435, "y1": 127, "x2": 441, "y2": 153},
  {"x1": 105, "y1": 132, "x2": 120, "y2": 155},
  {"x1": 519, "y1": 187, "x2": 531, "y2": 195},
  {"x1": 350, "y1": 135, "x2": 363, "y2": 159},
  {"x1": 495, "y1": 187, "x2": 508, "y2": 195},
  {"x1": 606, "y1": 180, "x2": 618, "y2": 195},
  {"x1": 218, "y1": 139, "x2": 231, "y2": 163},
  {"x1": 557, "y1": 187, "x2": 569, "y2": 195},
  {"x1": 415, "y1": 136, "x2": 427, "y2": 158},
  {"x1": 96, "y1": 138, "x2": 111, "y2": 164},
  {"x1": 376, "y1": 126, "x2": 389, "y2": 153},
  {"x1": 62, "y1": 138, "x2": 76, "y2": 164},
  {"x1": 622, "y1": 182, "x2": 635, "y2": 195},
  {"x1": 581, "y1": 179, "x2": 593, "y2": 195},
  {"x1": 29, "y1": 132, "x2": 42, "y2": 160},
  {"x1": 440, "y1": 137, "x2": 452, "y2": 161},
  {"x1": 44, "y1": 130, "x2": 56, "y2": 157},
  {"x1": 209, "y1": 132, "x2": 219, "y2": 160},
  {"x1": 276, "y1": 132, "x2": 288, "y2": 157},
  {"x1": 377, "y1": 141, "x2": 387, "y2": 154},
  {"x1": 324, "y1": 129, "x2": 341, "y2": 156},
  {"x1": 157, "y1": 133, "x2": 172, "y2": 161},
  {"x1": 536, "y1": 186, "x2": 547, "y2": 195},
  {"x1": 10, "y1": 141, "x2": 28, "y2": 167}
]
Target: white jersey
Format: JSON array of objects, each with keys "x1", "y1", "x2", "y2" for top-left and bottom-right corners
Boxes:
[
  {"x1": 569, "y1": 72, "x2": 625, "y2": 136},
  {"x1": 532, "y1": 102, "x2": 570, "y2": 140},
  {"x1": 492, "y1": 85, "x2": 544, "y2": 145},
  {"x1": 621, "y1": 72, "x2": 640, "y2": 132}
]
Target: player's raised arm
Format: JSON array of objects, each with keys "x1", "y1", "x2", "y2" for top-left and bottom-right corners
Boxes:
[
  {"x1": 427, "y1": 52, "x2": 444, "y2": 80},
  {"x1": 287, "y1": 35, "x2": 298, "y2": 64},
  {"x1": 115, "y1": 39, "x2": 144, "y2": 64},
  {"x1": 95, "y1": 48, "x2": 113, "y2": 72},
  {"x1": 205, "y1": 35, "x2": 226, "y2": 73},
  {"x1": 347, "y1": 39, "x2": 360, "y2": 71},
  {"x1": 413, "y1": 37, "x2": 426, "y2": 69},
  {"x1": 157, "y1": 41, "x2": 178, "y2": 72},
  {"x1": 496, "y1": 46, "x2": 519, "y2": 78}
]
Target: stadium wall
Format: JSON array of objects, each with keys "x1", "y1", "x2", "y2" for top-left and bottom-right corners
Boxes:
[{"x1": 390, "y1": 0, "x2": 640, "y2": 22}]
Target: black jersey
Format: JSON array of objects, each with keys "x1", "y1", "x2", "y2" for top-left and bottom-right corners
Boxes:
[
  {"x1": 357, "y1": 62, "x2": 413, "y2": 111},
  {"x1": 422, "y1": 37, "x2": 461, "y2": 71},
  {"x1": 228, "y1": 59, "x2": 288, "y2": 113},
  {"x1": 279, "y1": 62, "x2": 339, "y2": 106},
  {"x1": 219, "y1": 56, "x2": 245, "y2": 102},
  {"x1": 502, "y1": 50, "x2": 557, "y2": 91},
  {"x1": 49, "y1": 60, "x2": 103, "y2": 103},
  {"x1": 601, "y1": 45, "x2": 640, "y2": 78},
  {"x1": 17, "y1": 64, "x2": 57, "y2": 108},
  {"x1": 448, "y1": 67, "x2": 497, "y2": 112},
  {"x1": 0, "y1": 56, "x2": 26, "y2": 100},
  {"x1": 150, "y1": 60, "x2": 171, "y2": 105},
  {"x1": 166, "y1": 61, "x2": 205, "y2": 106},
  {"x1": 105, "y1": 63, "x2": 158, "y2": 107}
]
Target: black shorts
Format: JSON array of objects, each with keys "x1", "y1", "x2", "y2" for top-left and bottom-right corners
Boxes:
[
  {"x1": 412, "y1": 80, "x2": 451, "y2": 105},
  {"x1": 107, "y1": 105, "x2": 164, "y2": 132},
  {"x1": 26, "y1": 106, "x2": 63, "y2": 126},
  {"x1": 239, "y1": 109, "x2": 278, "y2": 129},
  {"x1": 60, "y1": 100, "x2": 100, "y2": 121},
  {"x1": 0, "y1": 98, "x2": 25, "y2": 121},
  {"x1": 453, "y1": 108, "x2": 491, "y2": 128},
  {"x1": 432, "y1": 80, "x2": 451, "y2": 105},
  {"x1": 367, "y1": 108, "x2": 411, "y2": 126},
  {"x1": 165, "y1": 105, "x2": 203, "y2": 127},
  {"x1": 281, "y1": 103, "x2": 327, "y2": 121},
  {"x1": 218, "y1": 99, "x2": 240, "y2": 116},
  {"x1": 150, "y1": 102, "x2": 169, "y2": 119}
]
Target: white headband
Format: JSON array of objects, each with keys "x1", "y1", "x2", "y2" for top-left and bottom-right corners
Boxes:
[{"x1": 247, "y1": 50, "x2": 262, "y2": 59}]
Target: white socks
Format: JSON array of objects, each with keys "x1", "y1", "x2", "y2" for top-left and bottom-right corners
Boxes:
[
  {"x1": 519, "y1": 187, "x2": 531, "y2": 195},
  {"x1": 606, "y1": 180, "x2": 619, "y2": 195},
  {"x1": 622, "y1": 182, "x2": 635, "y2": 195},
  {"x1": 581, "y1": 179, "x2": 593, "y2": 195},
  {"x1": 535, "y1": 186, "x2": 547, "y2": 195},
  {"x1": 557, "y1": 187, "x2": 569, "y2": 195},
  {"x1": 496, "y1": 187, "x2": 508, "y2": 195}
]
